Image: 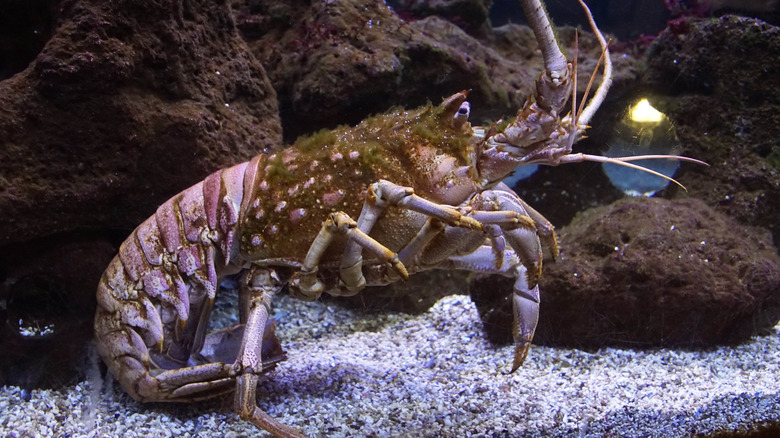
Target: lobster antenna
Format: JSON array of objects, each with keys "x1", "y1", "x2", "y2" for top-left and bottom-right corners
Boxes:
[
  {"x1": 576, "y1": 38, "x2": 610, "y2": 125},
  {"x1": 558, "y1": 153, "x2": 709, "y2": 191}
]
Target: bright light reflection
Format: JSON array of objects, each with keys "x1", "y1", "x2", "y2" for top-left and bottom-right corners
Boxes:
[{"x1": 630, "y1": 98, "x2": 664, "y2": 123}]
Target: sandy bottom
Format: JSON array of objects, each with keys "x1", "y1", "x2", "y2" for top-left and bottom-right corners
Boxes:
[{"x1": 2, "y1": 293, "x2": 779, "y2": 437}]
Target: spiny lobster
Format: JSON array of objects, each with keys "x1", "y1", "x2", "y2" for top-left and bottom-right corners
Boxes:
[{"x1": 94, "y1": 0, "x2": 705, "y2": 436}]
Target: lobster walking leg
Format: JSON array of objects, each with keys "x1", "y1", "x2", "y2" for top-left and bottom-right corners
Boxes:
[
  {"x1": 289, "y1": 211, "x2": 410, "y2": 300},
  {"x1": 290, "y1": 180, "x2": 485, "y2": 299},
  {"x1": 337, "y1": 180, "x2": 484, "y2": 292},
  {"x1": 399, "y1": 185, "x2": 554, "y2": 370},
  {"x1": 233, "y1": 267, "x2": 304, "y2": 438},
  {"x1": 443, "y1": 245, "x2": 540, "y2": 370}
]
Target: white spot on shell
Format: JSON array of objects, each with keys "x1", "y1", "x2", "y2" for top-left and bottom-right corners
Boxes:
[
  {"x1": 252, "y1": 198, "x2": 260, "y2": 208},
  {"x1": 255, "y1": 209, "x2": 264, "y2": 219},
  {"x1": 310, "y1": 161, "x2": 319, "y2": 170},
  {"x1": 349, "y1": 150, "x2": 359, "y2": 159},
  {"x1": 259, "y1": 180, "x2": 269, "y2": 191},
  {"x1": 323, "y1": 174, "x2": 332, "y2": 183},
  {"x1": 303, "y1": 177, "x2": 315, "y2": 189},
  {"x1": 275, "y1": 201, "x2": 287, "y2": 212},
  {"x1": 289, "y1": 208, "x2": 307, "y2": 223},
  {"x1": 330, "y1": 152, "x2": 343, "y2": 161},
  {"x1": 322, "y1": 189, "x2": 345, "y2": 206},
  {"x1": 268, "y1": 225, "x2": 279, "y2": 235},
  {"x1": 288, "y1": 185, "x2": 299, "y2": 196},
  {"x1": 251, "y1": 235, "x2": 263, "y2": 246}
]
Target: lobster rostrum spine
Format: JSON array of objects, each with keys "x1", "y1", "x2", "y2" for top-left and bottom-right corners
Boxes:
[{"x1": 94, "y1": 1, "x2": 704, "y2": 437}]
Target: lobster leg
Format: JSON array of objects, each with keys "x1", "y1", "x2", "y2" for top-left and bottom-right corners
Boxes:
[
  {"x1": 442, "y1": 244, "x2": 540, "y2": 371},
  {"x1": 493, "y1": 182, "x2": 558, "y2": 260},
  {"x1": 289, "y1": 211, "x2": 410, "y2": 300},
  {"x1": 333, "y1": 180, "x2": 485, "y2": 295},
  {"x1": 398, "y1": 185, "x2": 552, "y2": 370},
  {"x1": 292, "y1": 179, "x2": 486, "y2": 299},
  {"x1": 232, "y1": 266, "x2": 304, "y2": 438}
]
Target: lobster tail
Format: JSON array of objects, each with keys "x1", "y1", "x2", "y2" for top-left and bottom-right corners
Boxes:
[{"x1": 94, "y1": 162, "x2": 250, "y2": 400}]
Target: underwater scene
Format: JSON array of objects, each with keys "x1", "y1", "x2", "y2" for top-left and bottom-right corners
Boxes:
[{"x1": 1, "y1": 0, "x2": 779, "y2": 436}]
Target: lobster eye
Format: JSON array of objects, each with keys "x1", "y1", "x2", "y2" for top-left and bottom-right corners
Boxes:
[{"x1": 453, "y1": 101, "x2": 470, "y2": 128}]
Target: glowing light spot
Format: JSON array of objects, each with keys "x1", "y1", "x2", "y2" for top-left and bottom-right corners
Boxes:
[
  {"x1": 303, "y1": 177, "x2": 315, "y2": 189},
  {"x1": 251, "y1": 235, "x2": 263, "y2": 246},
  {"x1": 603, "y1": 97, "x2": 679, "y2": 197},
  {"x1": 288, "y1": 185, "x2": 299, "y2": 196},
  {"x1": 331, "y1": 152, "x2": 343, "y2": 161},
  {"x1": 268, "y1": 225, "x2": 279, "y2": 235},
  {"x1": 630, "y1": 99, "x2": 664, "y2": 123},
  {"x1": 255, "y1": 209, "x2": 264, "y2": 219},
  {"x1": 349, "y1": 150, "x2": 359, "y2": 159},
  {"x1": 275, "y1": 201, "x2": 287, "y2": 212},
  {"x1": 259, "y1": 180, "x2": 269, "y2": 191}
]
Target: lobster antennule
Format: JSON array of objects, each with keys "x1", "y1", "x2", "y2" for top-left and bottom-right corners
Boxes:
[
  {"x1": 575, "y1": 0, "x2": 612, "y2": 127},
  {"x1": 558, "y1": 153, "x2": 709, "y2": 191}
]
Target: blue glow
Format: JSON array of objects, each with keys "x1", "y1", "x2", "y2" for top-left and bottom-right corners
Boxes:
[
  {"x1": 503, "y1": 164, "x2": 539, "y2": 188},
  {"x1": 603, "y1": 151, "x2": 679, "y2": 197}
]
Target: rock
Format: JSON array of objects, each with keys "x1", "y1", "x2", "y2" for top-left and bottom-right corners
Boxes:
[
  {"x1": 391, "y1": 0, "x2": 494, "y2": 38},
  {"x1": 237, "y1": 0, "x2": 529, "y2": 140},
  {"x1": 235, "y1": 0, "x2": 638, "y2": 141},
  {"x1": 640, "y1": 16, "x2": 780, "y2": 246},
  {"x1": 0, "y1": 233, "x2": 116, "y2": 388},
  {"x1": 472, "y1": 197, "x2": 780, "y2": 348},
  {"x1": 0, "y1": 0, "x2": 282, "y2": 245}
]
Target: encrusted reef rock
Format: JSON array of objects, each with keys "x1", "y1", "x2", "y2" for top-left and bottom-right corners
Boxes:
[
  {"x1": 472, "y1": 197, "x2": 780, "y2": 348},
  {"x1": 392, "y1": 0, "x2": 494, "y2": 37},
  {"x1": 0, "y1": 0, "x2": 281, "y2": 245},
  {"x1": 0, "y1": 234, "x2": 116, "y2": 388},
  {"x1": 235, "y1": 0, "x2": 637, "y2": 141},
  {"x1": 236, "y1": 0, "x2": 532, "y2": 140},
  {"x1": 642, "y1": 16, "x2": 780, "y2": 246}
]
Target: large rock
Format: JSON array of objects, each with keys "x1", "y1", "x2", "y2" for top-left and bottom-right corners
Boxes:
[
  {"x1": 472, "y1": 197, "x2": 780, "y2": 348},
  {"x1": 235, "y1": 0, "x2": 638, "y2": 141},
  {"x1": 642, "y1": 16, "x2": 780, "y2": 246},
  {"x1": 0, "y1": 0, "x2": 281, "y2": 245}
]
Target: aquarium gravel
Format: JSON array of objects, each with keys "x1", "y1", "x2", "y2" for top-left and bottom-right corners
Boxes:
[{"x1": 1, "y1": 294, "x2": 779, "y2": 437}]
